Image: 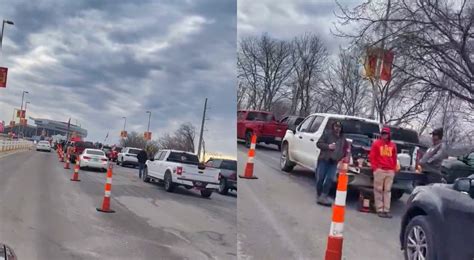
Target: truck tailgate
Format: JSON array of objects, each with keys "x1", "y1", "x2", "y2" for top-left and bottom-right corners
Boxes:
[{"x1": 180, "y1": 165, "x2": 220, "y2": 184}]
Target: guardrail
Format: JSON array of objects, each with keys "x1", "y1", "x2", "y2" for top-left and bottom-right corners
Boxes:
[{"x1": 0, "y1": 139, "x2": 34, "y2": 153}]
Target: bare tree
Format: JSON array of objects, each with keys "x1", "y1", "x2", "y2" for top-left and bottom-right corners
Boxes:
[
  {"x1": 289, "y1": 34, "x2": 329, "y2": 116},
  {"x1": 334, "y1": 0, "x2": 474, "y2": 105},
  {"x1": 157, "y1": 123, "x2": 196, "y2": 153},
  {"x1": 237, "y1": 34, "x2": 294, "y2": 110},
  {"x1": 322, "y1": 47, "x2": 370, "y2": 116},
  {"x1": 120, "y1": 132, "x2": 147, "y2": 149}
]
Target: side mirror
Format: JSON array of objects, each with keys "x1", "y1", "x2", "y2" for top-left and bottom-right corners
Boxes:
[
  {"x1": 453, "y1": 177, "x2": 472, "y2": 195},
  {"x1": 198, "y1": 163, "x2": 206, "y2": 170},
  {"x1": 150, "y1": 157, "x2": 155, "y2": 161}
]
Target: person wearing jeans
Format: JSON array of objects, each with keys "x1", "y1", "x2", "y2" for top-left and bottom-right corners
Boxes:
[
  {"x1": 137, "y1": 149, "x2": 148, "y2": 179},
  {"x1": 315, "y1": 121, "x2": 348, "y2": 206},
  {"x1": 369, "y1": 127, "x2": 398, "y2": 218}
]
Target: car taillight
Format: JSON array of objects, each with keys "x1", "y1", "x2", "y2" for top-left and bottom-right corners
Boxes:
[
  {"x1": 101, "y1": 158, "x2": 107, "y2": 162},
  {"x1": 83, "y1": 156, "x2": 91, "y2": 160},
  {"x1": 230, "y1": 172, "x2": 237, "y2": 180},
  {"x1": 176, "y1": 167, "x2": 183, "y2": 175}
]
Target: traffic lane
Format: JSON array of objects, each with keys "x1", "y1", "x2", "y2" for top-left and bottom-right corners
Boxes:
[
  {"x1": 0, "y1": 151, "x2": 236, "y2": 259},
  {"x1": 79, "y1": 162, "x2": 237, "y2": 259},
  {"x1": 239, "y1": 144, "x2": 405, "y2": 260},
  {"x1": 0, "y1": 150, "x2": 190, "y2": 260}
]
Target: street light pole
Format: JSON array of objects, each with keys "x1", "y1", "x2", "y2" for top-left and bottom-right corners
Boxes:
[
  {"x1": 22, "y1": 101, "x2": 30, "y2": 137},
  {"x1": 19, "y1": 91, "x2": 28, "y2": 138},
  {"x1": 122, "y1": 117, "x2": 127, "y2": 132},
  {"x1": 0, "y1": 20, "x2": 14, "y2": 50},
  {"x1": 146, "y1": 111, "x2": 151, "y2": 132}
]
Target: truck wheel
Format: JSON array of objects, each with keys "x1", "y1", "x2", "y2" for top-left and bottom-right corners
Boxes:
[
  {"x1": 164, "y1": 172, "x2": 175, "y2": 192},
  {"x1": 142, "y1": 167, "x2": 151, "y2": 183},
  {"x1": 245, "y1": 131, "x2": 253, "y2": 148},
  {"x1": 218, "y1": 178, "x2": 229, "y2": 195},
  {"x1": 391, "y1": 189, "x2": 404, "y2": 201},
  {"x1": 200, "y1": 189, "x2": 213, "y2": 198},
  {"x1": 280, "y1": 143, "x2": 295, "y2": 172},
  {"x1": 403, "y1": 216, "x2": 436, "y2": 260}
]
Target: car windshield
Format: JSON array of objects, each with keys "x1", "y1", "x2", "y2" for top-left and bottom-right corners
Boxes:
[
  {"x1": 168, "y1": 152, "x2": 199, "y2": 165},
  {"x1": 389, "y1": 127, "x2": 420, "y2": 144},
  {"x1": 87, "y1": 150, "x2": 105, "y2": 156},
  {"x1": 326, "y1": 118, "x2": 379, "y2": 137},
  {"x1": 129, "y1": 149, "x2": 141, "y2": 155},
  {"x1": 247, "y1": 112, "x2": 274, "y2": 122},
  {"x1": 220, "y1": 160, "x2": 237, "y2": 170}
]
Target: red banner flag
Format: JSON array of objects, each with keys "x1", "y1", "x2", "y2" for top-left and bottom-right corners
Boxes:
[
  {"x1": 381, "y1": 50, "x2": 394, "y2": 81},
  {"x1": 0, "y1": 67, "x2": 8, "y2": 88},
  {"x1": 144, "y1": 131, "x2": 152, "y2": 140}
]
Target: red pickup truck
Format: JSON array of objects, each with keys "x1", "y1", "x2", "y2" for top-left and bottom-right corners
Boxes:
[{"x1": 237, "y1": 110, "x2": 288, "y2": 150}]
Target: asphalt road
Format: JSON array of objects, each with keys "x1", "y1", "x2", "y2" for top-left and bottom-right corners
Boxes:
[
  {"x1": 237, "y1": 143, "x2": 407, "y2": 260},
  {"x1": 0, "y1": 150, "x2": 236, "y2": 260}
]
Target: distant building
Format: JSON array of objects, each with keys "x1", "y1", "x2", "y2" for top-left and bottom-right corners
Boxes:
[{"x1": 2, "y1": 117, "x2": 87, "y2": 139}]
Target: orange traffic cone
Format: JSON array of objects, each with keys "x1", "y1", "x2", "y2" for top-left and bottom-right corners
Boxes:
[
  {"x1": 64, "y1": 154, "x2": 71, "y2": 169},
  {"x1": 325, "y1": 148, "x2": 351, "y2": 260},
  {"x1": 239, "y1": 134, "x2": 258, "y2": 179},
  {"x1": 358, "y1": 192, "x2": 371, "y2": 213},
  {"x1": 97, "y1": 164, "x2": 115, "y2": 213},
  {"x1": 71, "y1": 158, "x2": 81, "y2": 182}
]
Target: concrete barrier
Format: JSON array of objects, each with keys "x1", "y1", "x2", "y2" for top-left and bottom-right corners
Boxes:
[{"x1": 0, "y1": 139, "x2": 34, "y2": 153}]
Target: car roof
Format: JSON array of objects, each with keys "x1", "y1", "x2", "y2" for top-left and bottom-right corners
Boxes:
[
  {"x1": 161, "y1": 149, "x2": 196, "y2": 155},
  {"x1": 238, "y1": 110, "x2": 272, "y2": 114},
  {"x1": 309, "y1": 113, "x2": 380, "y2": 125}
]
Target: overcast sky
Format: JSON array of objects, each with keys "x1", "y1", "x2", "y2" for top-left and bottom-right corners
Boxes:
[
  {"x1": 0, "y1": 0, "x2": 236, "y2": 157},
  {"x1": 238, "y1": 0, "x2": 361, "y2": 55}
]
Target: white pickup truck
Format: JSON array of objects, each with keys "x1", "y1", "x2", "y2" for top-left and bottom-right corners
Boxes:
[
  {"x1": 143, "y1": 149, "x2": 220, "y2": 198},
  {"x1": 280, "y1": 113, "x2": 426, "y2": 201}
]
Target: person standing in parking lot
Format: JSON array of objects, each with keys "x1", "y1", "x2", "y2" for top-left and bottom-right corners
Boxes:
[
  {"x1": 369, "y1": 127, "x2": 398, "y2": 218},
  {"x1": 137, "y1": 149, "x2": 148, "y2": 179},
  {"x1": 316, "y1": 121, "x2": 349, "y2": 206},
  {"x1": 419, "y1": 128, "x2": 447, "y2": 184}
]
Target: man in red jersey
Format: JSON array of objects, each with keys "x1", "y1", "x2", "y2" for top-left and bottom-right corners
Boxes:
[{"x1": 369, "y1": 126, "x2": 398, "y2": 218}]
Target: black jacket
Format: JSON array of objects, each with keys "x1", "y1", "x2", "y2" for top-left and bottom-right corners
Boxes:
[
  {"x1": 317, "y1": 123, "x2": 348, "y2": 162},
  {"x1": 137, "y1": 150, "x2": 148, "y2": 164}
]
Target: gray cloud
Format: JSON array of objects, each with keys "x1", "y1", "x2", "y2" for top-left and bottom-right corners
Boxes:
[
  {"x1": 0, "y1": 0, "x2": 237, "y2": 157},
  {"x1": 238, "y1": 0, "x2": 362, "y2": 55}
]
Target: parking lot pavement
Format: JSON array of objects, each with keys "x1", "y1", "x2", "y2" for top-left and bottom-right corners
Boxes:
[
  {"x1": 0, "y1": 150, "x2": 236, "y2": 260},
  {"x1": 237, "y1": 144, "x2": 406, "y2": 260}
]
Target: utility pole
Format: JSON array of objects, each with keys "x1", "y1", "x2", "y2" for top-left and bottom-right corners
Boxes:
[{"x1": 197, "y1": 98, "x2": 207, "y2": 162}]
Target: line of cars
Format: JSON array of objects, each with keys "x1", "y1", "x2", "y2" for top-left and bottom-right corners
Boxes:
[
  {"x1": 237, "y1": 110, "x2": 474, "y2": 259},
  {"x1": 112, "y1": 146, "x2": 238, "y2": 198}
]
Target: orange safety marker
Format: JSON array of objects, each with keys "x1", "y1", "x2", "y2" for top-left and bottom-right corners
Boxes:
[
  {"x1": 325, "y1": 146, "x2": 351, "y2": 260},
  {"x1": 239, "y1": 133, "x2": 258, "y2": 179},
  {"x1": 97, "y1": 164, "x2": 115, "y2": 213},
  {"x1": 64, "y1": 154, "x2": 71, "y2": 169},
  {"x1": 71, "y1": 157, "x2": 81, "y2": 182}
]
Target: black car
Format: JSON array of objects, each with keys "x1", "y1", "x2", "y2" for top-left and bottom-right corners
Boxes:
[
  {"x1": 400, "y1": 175, "x2": 474, "y2": 260},
  {"x1": 206, "y1": 158, "x2": 237, "y2": 195},
  {"x1": 441, "y1": 151, "x2": 474, "y2": 183}
]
